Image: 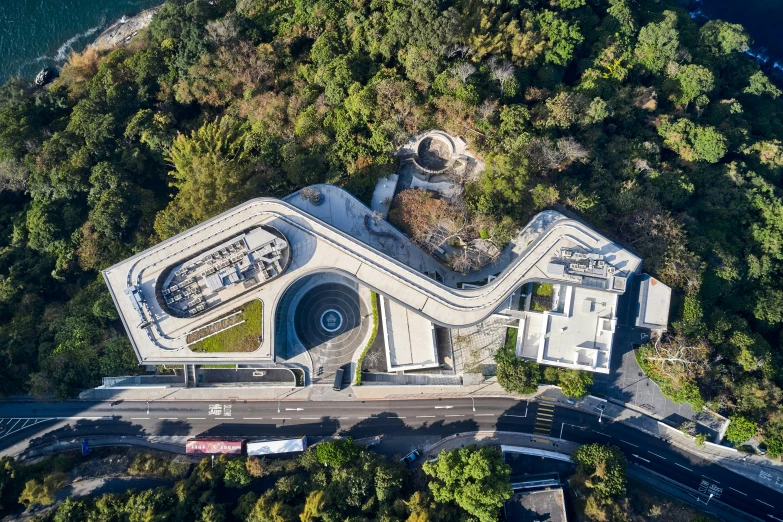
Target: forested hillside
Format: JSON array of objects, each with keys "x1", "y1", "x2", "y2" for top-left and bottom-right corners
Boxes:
[{"x1": 0, "y1": 0, "x2": 782, "y2": 450}]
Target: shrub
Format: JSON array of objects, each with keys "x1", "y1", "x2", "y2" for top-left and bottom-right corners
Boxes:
[
  {"x1": 725, "y1": 415, "x2": 758, "y2": 444},
  {"x1": 128, "y1": 453, "x2": 169, "y2": 477}
]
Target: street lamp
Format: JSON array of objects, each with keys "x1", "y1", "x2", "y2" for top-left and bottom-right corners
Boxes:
[
  {"x1": 598, "y1": 405, "x2": 605, "y2": 423},
  {"x1": 698, "y1": 493, "x2": 714, "y2": 505},
  {"x1": 146, "y1": 401, "x2": 149, "y2": 415},
  {"x1": 470, "y1": 395, "x2": 475, "y2": 412},
  {"x1": 277, "y1": 400, "x2": 280, "y2": 413}
]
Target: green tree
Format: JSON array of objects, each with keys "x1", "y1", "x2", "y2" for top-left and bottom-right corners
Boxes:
[
  {"x1": 675, "y1": 64, "x2": 714, "y2": 108},
  {"x1": 725, "y1": 416, "x2": 758, "y2": 444},
  {"x1": 658, "y1": 117, "x2": 727, "y2": 163},
  {"x1": 572, "y1": 443, "x2": 626, "y2": 497},
  {"x1": 315, "y1": 438, "x2": 360, "y2": 468},
  {"x1": 635, "y1": 11, "x2": 679, "y2": 73},
  {"x1": 223, "y1": 459, "x2": 252, "y2": 488},
  {"x1": 744, "y1": 71, "x2": 782, "y2": 98},
  {"x1": 699, "y1": 20, "x2": 750, "y2": 56},
  {"x1": 537, "y1": 10, "x2": 584, "y2": 66},
  {"x1": 496, "y1": 358, "x2": 541, "y2": 395},
  {"x1": 422, "y1": 445, "x2": 512, "y2": 522},
  {"x1": 763, "y1": 420, "x2": 783, "y2": 458}
]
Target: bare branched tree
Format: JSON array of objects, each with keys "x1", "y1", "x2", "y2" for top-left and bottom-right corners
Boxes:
[
  {"x1": 556, "y1": 137, "x2": 589, "y2": 164},
  {"x1": 452, "y1": 62, "x2": 476, "y2": 84},
  {"x1": 642, "y1": 333, "x2": 710, "y2": 382},
  {"x1": 476, "y1": 99, "x2": 498, "y2": 120},
  {"x1": 527, "y1": 138, "x2": 565, "y2": 172},
  {"x1": 443, "y1": 43, "x2": 473, "y2": 59},
  {"x1": 206, "y1": 18, "x2": 240, "y2": 45},
  {"x1": 0, "y1": 158, "x2": 29, "y2": 193},
  {"x1": 487, "y1": 56, "x2": 516, "y2": 95}
]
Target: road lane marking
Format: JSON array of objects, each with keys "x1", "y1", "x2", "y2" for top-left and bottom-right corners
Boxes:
[
  {"x1": 130, "y1": 417, "x2": 149, "y2": 420},
  {"x1": 728, "y1": 487, "x2": 746, "y2": 495},
  {"x1": 632, "y1": 454, "x2": 650, "y2": 463},
  {"x1": 187, "y1": 417, "x2": 206, "y2": 420},
  {"x1": 445, "y1": 415, "x2": 465, "y2": 417},
  {"x1": 648, "y1": 451, "x2": 666, "y2": 459},
  {"x1": 756, "y1": 499, "x2": 774, "y2": 508},
  {"x1": 397, "y1": 417, "x2": 406, "y2": 419},
  {"x1": 620, "y1": 440, "x2": 639, "y2": 448},
  {"x1": 503, "y1": 414, "x2": 528, "y2": 418},
  {"x1": 674, "y1": 463, "x2": 692, "y2": 471},
  {"x1": 591, "y1": 430, "x2": 610, "y2": 437},
  {"x1": 416, "y1": 416, "x2": 435, "y2": 418},
  {"x1": 337, "y1": 417, "x2": 350, "y2": 420},
  {"x1": 701, "y1": 475, "x2": 719, "y2": 483},
  {"x1": 300, "y1": 417, "x2": 320, "y2": 420},
  {"x1": 272, "y1": 417, "x2": 291, "y2": 420},
  {"x1": 222, "y1": 417, "x2": 234, "y2": 420},
  {"x1": 357, "y1": 416, "x2": 369, "y2": 419},
  {"x1": 475, "y1": 414, "x2": 495, "y2": 417},
  {"x1": 158, "y1": 417, "x2": 178, "y2": 420},
  {"x1": 242, "y1": 417, "x2": 263, "y2": 420}
]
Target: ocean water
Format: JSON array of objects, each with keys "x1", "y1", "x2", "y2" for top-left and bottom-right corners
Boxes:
[{"x1": 0, "y1": 0, "x2": 161, "y2": 83}]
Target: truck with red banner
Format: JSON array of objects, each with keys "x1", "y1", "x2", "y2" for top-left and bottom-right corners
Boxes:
[{"x1": 185, "y1": 438, "x2": 246, "y2": 455}]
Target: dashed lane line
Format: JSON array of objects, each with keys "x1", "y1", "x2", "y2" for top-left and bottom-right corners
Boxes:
[
  {"x1": 756, "y1": 499, "x2": 774, "y2": 508},
  {"x1": 591, "y1": 430, "x2": 611, "y2": 437},
  {"x1": 729, "y1": 487, "x2": 746, "y2": 496},
  {"x1": 620, "y1": 440, "x2": 639, "y2": 448},
  {"x1": 272, "y1": 417, "x2": 291, "y2": 420},
  {"x1": 130, "y1": 417, "x2": 150, "y2": 420},
  {"x1": 674, "y1": 463, "x2": 693, "y2": 471},
  {"x1": 416, "y1": 416, "x2": 436, "y2": 418},
  {"x1": 648, "y1": 451, "x2": 666, "y2": 459},
  {"x1": 701, "y1": 475, "x2": 719, "y2": 483},
  {"x1": 445, "y1": 415, "x2": 465, "y2": 418},
  {"x1": 158, "y1": 418, "x2": 178, "y2": 420},
  {"x1": 474, "y1": 414, "x2": 495, "y2": 417},
  {"x1": 242, "y1": 417, "x2": 263, "y2": 420},
  {"x1": 300, "y1": 417, "x2": 320, "y2": 420},
  {"x1": 187, "y1": 417, "x2": 206, "y2": 420}
]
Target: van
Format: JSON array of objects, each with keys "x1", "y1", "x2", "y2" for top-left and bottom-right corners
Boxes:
[{"x1": 333, "y1": 368, "x2": 345, "y2": 391}]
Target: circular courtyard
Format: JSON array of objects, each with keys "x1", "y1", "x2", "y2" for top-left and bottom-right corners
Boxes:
[{"x1": 293, "y1": 281, "x2": 371, "y2": 382}]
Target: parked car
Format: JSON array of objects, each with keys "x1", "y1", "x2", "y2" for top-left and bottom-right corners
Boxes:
[{"x1": 400, "y1": 449, "x2": 421, "y2": 466}]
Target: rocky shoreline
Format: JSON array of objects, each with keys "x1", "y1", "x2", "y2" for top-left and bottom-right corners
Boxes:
[{"x1": 89, "y1": 5, "x2": 163, "y2": 53}]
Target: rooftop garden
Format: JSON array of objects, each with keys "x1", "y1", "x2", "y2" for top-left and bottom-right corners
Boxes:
[
  {"x1": 189, "y1": 300, "x2": 263, "y2": 353},
  {"x1": 530, "y1": 282, "x2": 553, "y2": 312}
]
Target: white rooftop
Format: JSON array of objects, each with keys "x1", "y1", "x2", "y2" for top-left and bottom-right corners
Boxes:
[
  {"x1": 637, "y1": 275, "x2": 671, "y2": 330},
  {"x1": 380, "y1": 296, "x2": 439, "y2": 372}
]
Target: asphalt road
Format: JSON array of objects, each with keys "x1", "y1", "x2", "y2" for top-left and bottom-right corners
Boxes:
[{"x1": 1, "y1": 398, "x2": 781, "y2": 520}]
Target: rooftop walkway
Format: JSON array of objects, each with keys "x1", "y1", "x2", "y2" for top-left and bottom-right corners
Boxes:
[{"x1": 103, "y1": 186, "x2": 640, "y2": 364}]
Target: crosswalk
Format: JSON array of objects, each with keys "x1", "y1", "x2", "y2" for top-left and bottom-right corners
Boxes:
[
  {"x1": 0, "y1": 418, "x2": 54, "y2": 439},
  {"x1": 533, "y1": 399, "x2": 556, "y2": 435}
]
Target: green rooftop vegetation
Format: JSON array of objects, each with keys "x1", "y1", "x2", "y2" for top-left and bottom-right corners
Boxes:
[{"x1": 189, "y1": 300, "x2": 263, "y2": 353}]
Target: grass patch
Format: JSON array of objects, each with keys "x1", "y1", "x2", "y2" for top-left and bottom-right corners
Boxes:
[
  {"x1": 355, "y1": 291, "x2": 379, "y2": 385},
  {"x1": 503, "y1": 327, "x2": 518, "y2": 354},
  {"x1": 190, "y1": 300, "x2": 263, "y2": 353},
  {"x1": 200, "y1": 364, "x2": 236, "y2": 369},
  {"x1": 530, "y1": 282, "x2": 553, "y2": 312}
]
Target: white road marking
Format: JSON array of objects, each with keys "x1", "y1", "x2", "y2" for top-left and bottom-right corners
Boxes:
[
  {"x1": 702, "y1": 475, "x2": 719, "y2": 483},
  {"x1": 158, "y1": 417, "x2": 178, "y2": 420},
  {"x1": 756, "y1": 499, "x2": 774, "y2": 508},
  {"x1": 416, "y1": 415, "x2": 436, "y2": 418},
  {"x1": 474, "y1": 414, "x2": 495, "y2": 417},
  {"x1": 272, "y1": 417, "x2": 291, "y2": 420},
  {"x1": 728, "y1": 487, "x2": 746, "y2": 496},
  {"x1": 357, "y1": 416, "x2": 369, "y2": 419},
  {"x1": 648, "y1": 451, "x2": 666, "y2": 459},
  {"x1": 242, "y1": 417, "x2": 263, "y2": 420},
  {"x1": 620, "y1": 440, "x2": 639, "y2": 448},
  {"x1": 187, "y1": 417, "x2": 206, "y2": 420},
  {"x1": 337, "y1": 417, "x2": 350, "y2": 420},
  {"x1": 397, "y1": 417, "x2": 406, "y2": 419},
  {"x1": 674, "y1": 463, "x2": 693, "y2": 471},
  {"x1": 300, "y1": 417, "x2": 320, "y2": 420},
  {"x1": 503, "y1": 414, "x2": 528, "y2": 418},
  {"x1": 221, "y1": 417, "x2": 234, "y2": 420},
  {"x1": 591, "y1": 430, "x2": 611, "y2": 437},
  {"x1": 445, "y1": 415, "x2": 465, "y2": 417},
  {"x1": 130, "y1": 417, "x2": 150, "y2": 420}
]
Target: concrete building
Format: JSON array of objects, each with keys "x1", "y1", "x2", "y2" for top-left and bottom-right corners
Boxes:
[
  {"x1": 504, "y1": 488, "x2": 569, "y2": 522},
  {"x1": 102, "y1": 185, "x2": 666, "y2": 381}
]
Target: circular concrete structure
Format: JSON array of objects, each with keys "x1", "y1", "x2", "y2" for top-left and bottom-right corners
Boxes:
[{"x1": 412, "y1": 131, "x2": 456, "y2": 174}]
